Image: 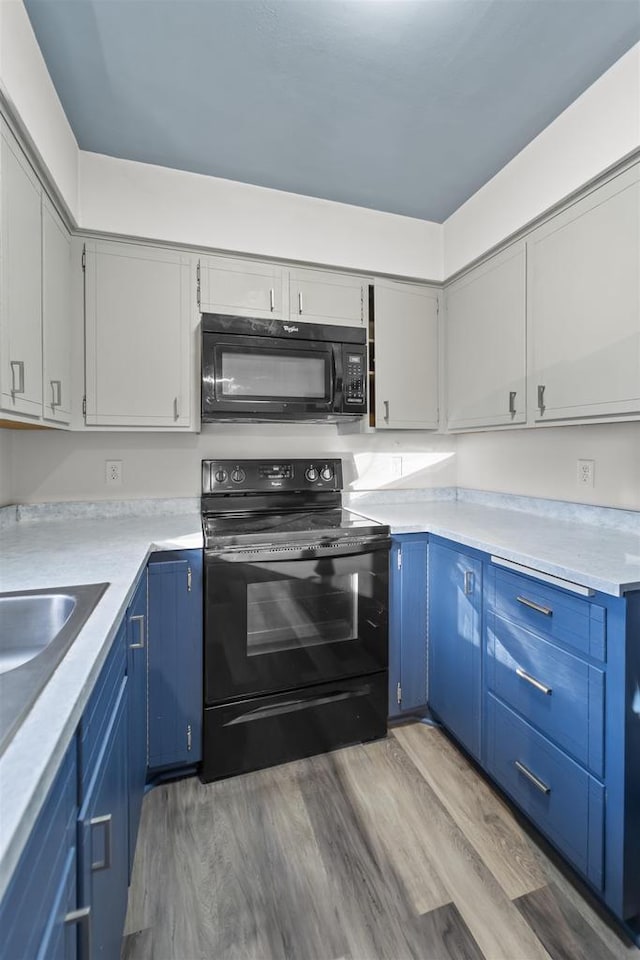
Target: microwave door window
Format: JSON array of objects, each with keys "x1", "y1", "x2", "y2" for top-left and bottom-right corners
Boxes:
[{"x1": 219, "y1": 349, "x2": 329, "y2": 400}]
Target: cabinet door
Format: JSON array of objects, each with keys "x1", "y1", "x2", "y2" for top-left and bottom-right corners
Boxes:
[
  {"x1": 0, "y1": 120, "x2": 43, "y2": 418},
  {"x1": 84, "y1": 241, "x2": 192, "y2": 427},
  {"x1": 289, "y1": 268, "x2": 365, "y2": 326},
  {"x1": 148, "y1": 551, "x2": 203, "y2": 770},
  {"x1": 42, "y1": 197, "x2": 72, "y2": 425},
  {"x1": 126, "y1": 571, "x2": 147, "y2": 876},
  {"x1": 78, "y1": 677, "x2": 129, "y2": 960},
  {"x1": 528, "y1": 164, "x2": 640, "y2": 422},
  {"x1": 199, "y1": 255, "x2": 284, "y2": 318},
  {"x1": 374, "y1": 281, "x2": 439, "y2": 429},
  {"x1": 446, "y1": 243, "x2": 526, "y2": 430},
  {"x1": 389, "y1": 537, "x2": 428, "y2": 718},
  {"x1": 428, "y1": 540, "x2": 482, "y2": 759}
]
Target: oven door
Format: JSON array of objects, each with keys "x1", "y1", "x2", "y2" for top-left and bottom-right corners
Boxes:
[
  {"x1": 201, "y1": 332, "x2": 337, "y2": 419},
  {"x1": 204, "y1": 541, "x2": 389, "y2": 703}
]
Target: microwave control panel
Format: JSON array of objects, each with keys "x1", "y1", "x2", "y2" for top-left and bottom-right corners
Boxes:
[{"x1": 344, "y1": 350, "x2": 366, "y2": 406}]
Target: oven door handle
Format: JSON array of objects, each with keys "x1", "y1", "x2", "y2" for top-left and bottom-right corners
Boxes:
[
  {"x1": 206, "y1": 535, "x2": 391, "y2": 562},
  {"x1": 226, "y1": 684, "x2": 372, "y2": 725}
]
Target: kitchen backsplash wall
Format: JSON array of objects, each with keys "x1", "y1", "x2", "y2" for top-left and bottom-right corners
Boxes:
[
  {"x1": 7, "y1": 421, "x2": 638, "y2": 511},
  {"x1": 456, "y1": 421, "x2": 640, "y2": 511},
  {"x1": 0, "y1": 429, "x2": 12, "y2": 506},
  {"x1": 7, "y1": 426, "x2": 458, "y2": 503}
]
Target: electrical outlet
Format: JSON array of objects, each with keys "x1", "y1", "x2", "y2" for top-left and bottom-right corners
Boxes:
[
  {"x1": 105, "y1": 460, "x2": 123, "y2": 486},
  {"x1": 577, "y1": 459, "x2": 595, "y2": 487},
  {"x1": 391, "y1": 456, "x2": 403, "y2": 478}
]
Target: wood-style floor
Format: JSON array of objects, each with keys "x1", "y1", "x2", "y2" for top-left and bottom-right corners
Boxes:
[{"x1": 122, "y1": 722, "x2": 639, "y2": 960}]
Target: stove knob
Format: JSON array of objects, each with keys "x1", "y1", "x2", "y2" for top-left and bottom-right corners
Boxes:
[
  {"x1": 320, "y1": 465, "x2": 334, "y2": 482},
  {"x1": 214, "y1": 469, "x2": 228, "y2": 484},
  {"x1": 231, "y1": 468, "x2": 246, "y2": 483},
  {"x1": 305, "y1": 466, "x2": 319, "y2": 482}
]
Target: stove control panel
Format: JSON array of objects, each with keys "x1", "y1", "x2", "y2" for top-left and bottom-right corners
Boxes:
[{"x1": 202, "y1": 459, "x2": 343, "y2": 494}]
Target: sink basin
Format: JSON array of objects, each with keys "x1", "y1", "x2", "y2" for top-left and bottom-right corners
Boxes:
[{"x1": 0, "y1": 582, "x2": 109, "y2": 755}]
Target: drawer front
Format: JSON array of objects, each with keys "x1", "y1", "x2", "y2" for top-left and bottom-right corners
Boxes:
[
  {"x1": 490, "y1": 567, "x2": 606, "y2": 661},
  {"x1": 486, "y1": 695, "x2": 604, "y2": 889},
  {"x1": 80, "y1": 619, "x2": 126, "y2": 794},
  {"x1": 486, "y1": 614, "x2": 604, "y2": 776}
]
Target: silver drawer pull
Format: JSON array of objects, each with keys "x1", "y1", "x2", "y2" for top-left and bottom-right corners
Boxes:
[
  {"x1": 51, "y1": 379, "x2": 62, "y2": 408},
  {"x1": 463, "y1": 570, "x2": 474, "y2": 595},
  {"x1": 64, "y1": 907, "x2": 91, "y2": 956},
  {"x1": 516, "y1": 667, "x2": 552, "y2": 696},
  {"x1": 298, "y1": 291, "x2": 303, "y2": 314},
  {"x1": 90, "y1": 813, "x2": 112, "y2": 871},
  {"x1": 509, "y1": 390, "x2": 517, "y2": 416},
  {"x1": 515, "y1": 760, "x2": 551, "y2": 795},
  {"x1": 537, "y1": 384, "x2": 545, "y2": 414},
  {"x1": 129, "y1": 613, "x2": 145, "y2": 649},
  {"x1": 383, "y1": 400, "x2": 390, "y2": 422},
  {"x1": 269, "y1": 287, "x2": 275, "y2": 312},
  {"x1": 516, "y1": 595, "x2": 552, "y2": 616},
  {"x1": 10, "y1": 360, "x2": 25, "y2": 396}
]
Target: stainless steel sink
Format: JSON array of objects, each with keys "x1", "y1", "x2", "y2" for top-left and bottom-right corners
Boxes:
[{"x1": 0, "y1": 583, "x2": 109, "y2": 755}]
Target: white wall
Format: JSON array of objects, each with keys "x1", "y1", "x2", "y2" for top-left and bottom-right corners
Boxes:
[
  {"x1": 456, "y1": 422, "x2": 640, "y2": 511},
  {"x1": 78, "y1": 152, "x2": 444, "y2": 280},
  {"x1": 0, "y1": 0, "x2": 78, "y2": 217},
  {"x1": 0, "y1": 429, "x2": 12, "y2": 506},
  {"x1": 443, "y1": 43, "x2": 640, "y2": 277},
  {"x1": 8, "y1": 426, "x2": 457, "y2": 504}
]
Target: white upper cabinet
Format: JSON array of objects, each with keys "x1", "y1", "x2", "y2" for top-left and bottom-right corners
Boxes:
[
  {"x1": 42, "y1": 198, "x2": 72, "y2": 425},
  {"x1": 528, "y1": 163, "x2": 640, "y2": 423},
  {"x1": 373, "y1": 281, "x2": 439, "y2": 430},
  {"x1": 199, "y1": 255, "x2": 285, "y2": 319},
  {"x1": 84, "y1": 241, "x2": 193, "y2": 428},
  {"x1": 445, "y1": 243, "x2": 526, "y2": 430},
  {"x1": 288, "y1": 268, "x2": 365, "y2": 326},
  {"x1": 0, "y1": 121, "x2": 43, "y2": 418}
]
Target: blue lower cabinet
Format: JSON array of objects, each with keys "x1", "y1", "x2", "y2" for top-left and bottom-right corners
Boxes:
[
  {"x1": 0, "y1": 739, "x2": 78, "y2": 960},
  {"x1": 428, "y1": 538, "x2": 483, "y2": 760},
  {"x1": 389, "y1": 535, "x2": 428, "y2": 718},
  {"x1": 147, "y1": 550, "x2": 203, "y2": 771},
  {"x1": 126, "y1": 572, "x2": 148, "y2": 875},
  {"x1": 78, "y1": 676, "x2": 130, "y2": 960}
]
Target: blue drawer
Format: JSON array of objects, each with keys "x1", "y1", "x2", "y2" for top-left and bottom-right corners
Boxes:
[
  {"x1": 489, "y1": 567, "x2": 606, "y2": 661},
  {"x1": 486, "y1": 614, "x2": 604, "y2": 776},
  {"x1": 486, "y1": 694, "x2": 604, "y2": 890}
]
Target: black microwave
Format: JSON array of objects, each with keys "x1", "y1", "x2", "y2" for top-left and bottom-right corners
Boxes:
[{"x1": 201, "y1": 314, "x2": 367, "y2": 422}]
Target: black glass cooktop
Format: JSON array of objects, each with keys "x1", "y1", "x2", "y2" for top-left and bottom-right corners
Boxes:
[{"x1": 203, "y1": 508, "x2": 386, "y2": 548}]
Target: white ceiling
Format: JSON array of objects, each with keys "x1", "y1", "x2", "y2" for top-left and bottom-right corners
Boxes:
[{"x1": 24, "y1": 0, "x2": 640, "y2": 221}]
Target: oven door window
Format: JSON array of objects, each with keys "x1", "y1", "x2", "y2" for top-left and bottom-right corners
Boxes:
[{"x1": 204, "y1": 549, "x2": 388, "y2": 703}]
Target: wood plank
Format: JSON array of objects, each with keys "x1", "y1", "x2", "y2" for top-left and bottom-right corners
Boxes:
[
  {"x1": 393, "y1": 721, "x2": 546, "y2": 898},
  {"x1": 416, "y1": 903, "x2": 486, "y2": 960},
  {"x1": 514, "y1": 883, "x2": 631, "y2": 960}
]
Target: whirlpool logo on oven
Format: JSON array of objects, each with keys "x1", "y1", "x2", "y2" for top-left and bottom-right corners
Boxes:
[{"x1": 283, "y1": 325, "x2": 299, "y2": 333}]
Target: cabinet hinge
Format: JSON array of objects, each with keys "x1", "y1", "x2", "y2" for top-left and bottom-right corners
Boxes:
[
  {"x1": 397, "y1": 549, "x2": 402, "y2": 570},
  {"x1": 360, "y1": 287, "x2": 364, "y2": 322},
  {"x1": 436, "y1": 298, "x2": 440, "y2": 316},
  {"x1": 196, "y1": 260, "x2": 201, "y2": 311},
  {"x1": 81, "y1": 246, "x2": 86, "y2": 272},
  {"x1": 396, "y1": 682, "x2": 402, "y2": 705},
  {"x1": 186, "y1": 724, "x2": 192, "y2": 752},
  {"x1": 187, "y1": 566, "x2": 192, "y2": 592},
  {"x1": 82, "y1": 396, "x2": 86, "y2": 417}
]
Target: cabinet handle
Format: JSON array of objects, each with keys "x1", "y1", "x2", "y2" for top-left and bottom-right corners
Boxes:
[
  {"x1": 187, "y1": 723, "x2": 192, "y2": 752},
  {"x1": 129, "y1": 613, "x2": 145, "y2": 649},
  {"x1": 537, "y1": 384, "x2": 545, "y2": 414},
  {"x1": 50, "y1": 379, "x2": 62, "y2": 408},
  {"x1": 383, "y1": 400, "x2": 390, "y2": 422},
  {"x1": 516, "y1": 667, "x2": 552, "y2": 696},
  {"x1": 298, "y1": 291, "x2": 303, "y2": 315},
  {"x1": 173, "y1": 396, "x2": 180, "y2": 420},
  {"x1": 515, "y1": 760, "x2": 551, "y2": 795},
  {"x1": 10, "y1": 360, "x2": 25, "y2": 396},
  {"x1": 269, "y1": 288, "x2": 275, "y2": 312},
  {"x1": 509, "y1": 391, "x2": 516, "y2": 416},
  {"x1": 90, "y1": 813, "x2": 112, "y2": 871},
  {"x1": 516, "y1": 595, "x2": 552, "y2": 616},
  {"x1": 64, "y1": 907, "x2": 92, "y2": 957},
  {"x1": 463, "y1": 570, "x2": 474, "y2": 595}
]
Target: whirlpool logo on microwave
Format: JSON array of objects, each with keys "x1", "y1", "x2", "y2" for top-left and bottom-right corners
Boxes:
[{"x1": 283, "y1": 324, "x2": 299, "y2": 333}]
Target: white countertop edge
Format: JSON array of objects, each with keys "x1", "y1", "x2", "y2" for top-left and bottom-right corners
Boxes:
[{"x1": 0, "y1": 525, "x2": 204, "y2": 901}]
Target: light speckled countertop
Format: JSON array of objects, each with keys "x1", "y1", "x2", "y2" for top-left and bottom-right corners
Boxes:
[
  {"x1": 0, "y1": 513, "x2": 202, "y2": 899},
  {"x1": 346, "y1": 500, "x2": 640, "y2": 596},
  {"x1": 1, "y1": 495, "x2": 639, "y2": 901}
]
